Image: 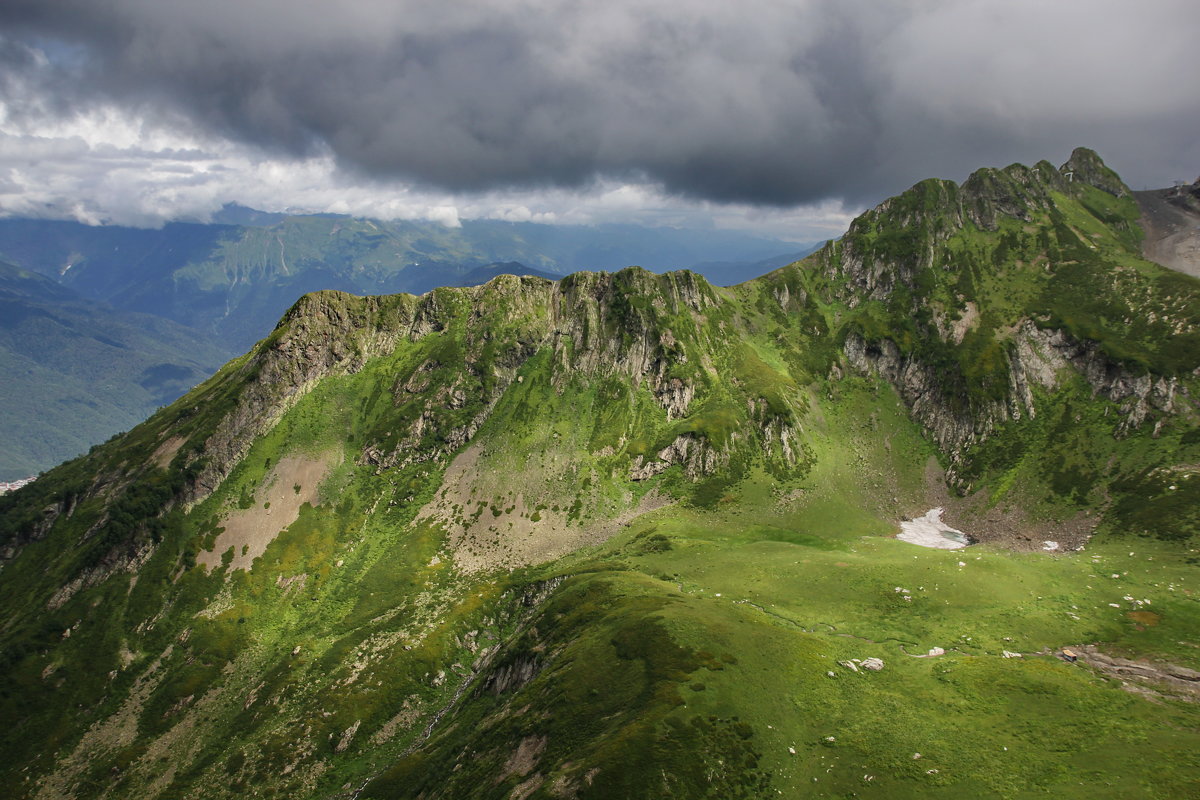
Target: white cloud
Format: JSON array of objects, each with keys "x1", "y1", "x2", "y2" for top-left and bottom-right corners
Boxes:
[
  {"x1": 0, "y1": 88, "x2": 849, "y2": 239},
  {"x1": 9, "y1": 1, "x2": 1193, "y2": 239}
]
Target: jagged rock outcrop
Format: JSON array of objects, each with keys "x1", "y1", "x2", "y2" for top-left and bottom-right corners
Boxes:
[
  {"x1": 846, "y1": 320, "x2": 1189, "y2": 484},
  {"x1": 961, "y1": 160, "x2": 1065, "y2": 231},
  {"x1": 548, "y1": 269, "x2": 712, "y2": 402},
  {"x1": 1059, "y1": 146, "x2": 1131, "y2": 198},
  {"x1": 843, "y1": 333, "x2": 1022, "y2": 475},
  {"x1": 1014, "y1": 323, "x2": 1183, "y2": 431},
  {"x1": 629, "y1": 433, "x2": 732, "y2": 481},
  {"x1": 480, "y1": 654, "x2": 542, "y2": 696},
  {"x1": 478, "y1": 577, "x2": 565, "y2": 698},
  {"x1": 759, "y1": 417, "x2": 803, "y2": 467},
  {"x1": 0, "y1": 495, "x2": 75, "y2": 565},
  {"x1": 655, "y1": 377, "x2": 695, "y2": 420},
  {"x1": 46, "y1": 538, "x2": 155, "y2": 610},
  {"x1": 356, "y1": 271, "x2": 715, "y2": 472}
]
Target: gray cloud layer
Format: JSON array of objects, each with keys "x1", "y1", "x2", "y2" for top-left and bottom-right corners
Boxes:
[{"x1": 1, "y1": 0, "x2": 1198, "y2": 214}]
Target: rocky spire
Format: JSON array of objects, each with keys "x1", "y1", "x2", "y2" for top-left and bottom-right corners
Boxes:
[{"x1": 1059, "y1": 146, "x2": 1131, "y2": 198}]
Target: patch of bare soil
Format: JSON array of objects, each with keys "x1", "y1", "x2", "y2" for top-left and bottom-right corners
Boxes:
[
  {"x1": 1135, "y1": 184, "x2": 1200, "y2": 278},
  {"x1": 151, "y1": 436, "x2": 185, "y2": 469},
  {"x1": 500, "y1": 735, "x2": 547, "y2": 782},
  {"x1": 197, "y1": 452, "x2": 336, "y2": 572},
  {"x1": 924, "y1": 458, "x2": 1096, "y2": 552},
  {"x1": 1069, "y1": 644, "x2": 1200, "y2": 703},
  {"x1": 949, "y1": 301, "x2": 979, "y2": 344},
  {"x1": 419, "y1": 440, "x2": 672, "y2": 574},
  {"x1": 370, "y1": 697, "x2": 423, "y2": 746}
]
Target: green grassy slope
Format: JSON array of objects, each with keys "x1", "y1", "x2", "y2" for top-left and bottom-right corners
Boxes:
[{"x1": 1, "y1": 151, "x2": 1198, "y2": 799}]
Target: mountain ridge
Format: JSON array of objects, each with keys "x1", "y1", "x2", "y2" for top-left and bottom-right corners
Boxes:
[
  {"x1": 0, "y1": 215, "x2": 813, "y2": 351},
  {"x1": 0, "y1": 215, "x2": 814, "y2": 478}
]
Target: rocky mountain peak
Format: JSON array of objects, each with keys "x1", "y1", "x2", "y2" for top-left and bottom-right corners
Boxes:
[{"x1": 1059, "y1": 146, "x2": 1131, "y2": 197}]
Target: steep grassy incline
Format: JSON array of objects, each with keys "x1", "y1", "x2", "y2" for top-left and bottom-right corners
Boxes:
[{"x1": 1, "y1": 151, "x2": 1199, "y2": 800}]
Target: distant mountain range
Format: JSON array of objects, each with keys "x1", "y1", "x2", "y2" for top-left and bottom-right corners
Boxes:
[{"x1": 0, "y1": 212, "x2": 817, "y2": 478}]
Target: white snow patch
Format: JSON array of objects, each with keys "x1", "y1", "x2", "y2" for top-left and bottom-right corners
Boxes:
[{"x1": 897, "y1": 508, "x2": 970, "y2": 550}]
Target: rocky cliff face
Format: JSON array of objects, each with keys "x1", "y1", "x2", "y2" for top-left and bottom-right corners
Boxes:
[
  {"x1": 358, "y1": 270, "x2": 723, "y2": 473},
  {"x1": 186, "y1": 270, "x2": 715, "y2": 491},
  {"x1": 846, "y1": 322, "x2": 1190, "y2": 486},
  {"x1": 1014, "y1": 323, "x2": 1185, "y2": 430}
]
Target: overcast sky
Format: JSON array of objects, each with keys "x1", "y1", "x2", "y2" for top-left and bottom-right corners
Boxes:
[{"x1": 0, "y1": 0, "x2": 1197, "y2": 240}]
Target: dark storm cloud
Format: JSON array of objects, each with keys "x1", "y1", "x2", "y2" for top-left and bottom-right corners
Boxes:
[{"x1": 2, "y1": 0, "x2": 1198, "y2": 207}]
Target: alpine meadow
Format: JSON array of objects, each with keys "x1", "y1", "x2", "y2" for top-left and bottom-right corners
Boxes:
[{"x1": 3, "y1": 148, "x2": 1200, "y2": 800}]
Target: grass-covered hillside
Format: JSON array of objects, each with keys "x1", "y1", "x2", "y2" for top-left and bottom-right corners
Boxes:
[{"x1": 1, "y1": 150, "x2": 1198, "y2": 799}]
